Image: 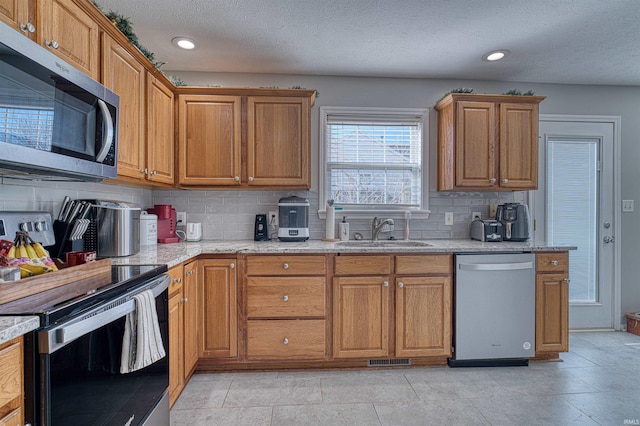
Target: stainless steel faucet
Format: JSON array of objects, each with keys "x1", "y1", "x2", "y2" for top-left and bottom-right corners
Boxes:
[{"x1": 371, "y1": 217, "x2": 394, "y2": 241}]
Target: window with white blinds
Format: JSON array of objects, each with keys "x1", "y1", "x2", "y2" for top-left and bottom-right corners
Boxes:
[{"x1": 320, "y1": 107, "x2": 427, "y2": 213}]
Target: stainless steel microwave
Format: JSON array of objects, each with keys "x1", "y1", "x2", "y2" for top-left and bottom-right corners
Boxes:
[{"x1": 0, "y1": 20, "x2": 119, "y2": 181}]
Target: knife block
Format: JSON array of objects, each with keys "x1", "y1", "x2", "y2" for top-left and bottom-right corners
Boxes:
[{"x1": 51, "y1": 220, "x2": 83, "y2": 260}]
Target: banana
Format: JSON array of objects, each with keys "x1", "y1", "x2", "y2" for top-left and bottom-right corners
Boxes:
[
  {"x1": 7, "y1": 246, "x2": 16, "y2": 259},
  {"x1": 25, "y1": 243, "x2": 37, "y2": 259},
  {"x1": 16, "y1": 244, "x2": 27, "y2": 259},
  {"x1": 32, "y1": 242, "x2": 48, "y2": 258},
  {"x1": 20, "y1": 263, "x2": 54, "y2": 278}
]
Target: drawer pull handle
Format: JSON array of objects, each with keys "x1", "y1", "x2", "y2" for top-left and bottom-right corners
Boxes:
[
  {"x1": 230, "y1": 263, "x2": 235, "y2": 269},
  {"x1": 550, "y1": 260, "x2": 559, "y2": 266},
  {"x1": 283, "y1": 338, "x2": 289, "y2": 345},
  {"x1": 283, "y1": 295, "x2": 289, "y2": 301},
  {"x1": 398, "y1": 282, "x2": 404, "y2": 288},
  {"x1": 283, "y1": 263, "x2": 289, "y2": 269},
  {"x1": 383, "y1": 281, "x2": 389, "y2": 287}
]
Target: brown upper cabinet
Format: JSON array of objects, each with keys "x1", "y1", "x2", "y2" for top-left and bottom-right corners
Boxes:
[
  {"x1": 177, "y1": 88, "x2": 315, "y2": 189},
  {"x1": 0, "y1": 0, "x2": 34, "y2": 36},
  {"x1": 38, "y1": 0, "x2": 99, "y2": 80},
  {"x1": 435, "y1": 94, "x2": 545, "y2": 191}
]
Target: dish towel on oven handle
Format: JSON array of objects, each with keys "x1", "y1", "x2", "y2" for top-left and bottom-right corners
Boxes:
[{"x1": 120, "y1": 289, "x2": 166, "y2": 373}]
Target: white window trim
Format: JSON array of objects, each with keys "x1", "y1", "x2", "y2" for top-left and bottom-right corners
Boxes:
[{"x1": 318, "y1": 106, "x2": 430, "y2": 220}]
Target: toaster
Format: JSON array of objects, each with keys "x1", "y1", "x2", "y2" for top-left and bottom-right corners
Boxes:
[{"x1": 470, "y1": 219, "x2": 503, "y2": 242}]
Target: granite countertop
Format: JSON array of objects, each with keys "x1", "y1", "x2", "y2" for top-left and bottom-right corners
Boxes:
[
  {"x1": 0, "y1": 316, "x2": 39, "y2": 345},
  {"x1": 111, "y1": 239, "x2": 576, "y2": 268}
]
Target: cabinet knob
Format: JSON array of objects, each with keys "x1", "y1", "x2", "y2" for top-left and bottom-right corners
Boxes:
[
  {"x1": 20, "y1": 22, "x2": 35, "y2": 33},
  {"x1": 45, "y1": 39, "x2": 59, "y2": 49},
  {"x1": 383, "y1": 281, "x2": 389, "y2": 287},
  {"x1": 283, "y1": 263, "x2": 289, "y2": 269},
  {"x1": 563, "y1": 278, "x2": 570, "y2": 284},
  {"x1": 550, "y1": 260, "x2": 558, "y2": 266},
  {"x1": 181, "y1": 297, "x2": 188, "y2": 303},
  {"x1": 230, "y1": 263, "x2": 235, "y2": 269},
  {"x1": 152, "y1": 170, "x2": 158, "y2": 176},
  {"x1": 234, "y1": 176, "x2": 240, "y2": 182},
  {"x1": 173, "y1": 277, "x2": 181, "y2": 283},
  {"x1": 283, "y1": 295, "x2": 289, "y2": 301},
  {"x1": 187, "y1": 270, "x2": 194, "y2": 275},
  {"x1": 501, "y1": 178, "x2": 509, "y2": 184},
  {"x1": 248, "y1": 177, "x2": 254, "y2": 182},
  {"x1": 140, "y1": 168, "x2": 148, "y2": 174},
  {"x1": 398, "y1": 282, "x2": 404, "y2": 288},
  {"x1": 489, "y1": 178, "x2": 497, "y2": 184},
  {"x1": 283, "y1": 338, "x2": 289, "y2": 345}
]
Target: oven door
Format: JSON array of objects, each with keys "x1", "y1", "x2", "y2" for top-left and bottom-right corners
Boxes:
[{"x1": 34, "y1": 274, "x2": 169, "y2": 426}]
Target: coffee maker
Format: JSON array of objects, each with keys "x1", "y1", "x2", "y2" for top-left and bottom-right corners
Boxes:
[
  {"x1": 147, "y1": 204, "x2": 180, "y2": 243},
  {"x1": 495, "y1": 203, "x2": 530, "y2": 241},
  {"x1": 277, "y1": 196, "x2": 309, "y2": 242}
]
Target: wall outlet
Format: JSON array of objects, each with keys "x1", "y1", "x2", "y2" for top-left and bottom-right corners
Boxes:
[
  {"x1": 445, "y1": 212, "x2": 454, "y2": 226},
  {"x1": 472, "y1": 211, "x2": 482, "y2": 221},
  {"x1": 268, "y1": 210, "x2": 278, "y2": 226},
  {"x1": 623, "y1": 199, "x2": 635, "y2": 212},
  {"x1": 489, "y1": 204, "x2": 498, "y2": 218},
  {"x1": 176, "y1": 211, "x2": 186, "y2": 225}
]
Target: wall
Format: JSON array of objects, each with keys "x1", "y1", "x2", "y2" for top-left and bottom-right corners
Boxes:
[{"x1": 2, "y1": 72, "x2": 639, "y2": 327}]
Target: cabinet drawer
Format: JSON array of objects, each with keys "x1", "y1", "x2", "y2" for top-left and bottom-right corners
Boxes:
[
  {"x1": 334, "y1": 255, "x2": 391, "y2": 275},
  {"x1": 395, "y1": 254, "x2": 452, "y2": 275},
  {"x1": 247, "y1": 277, "x2": 326, "y2": 318},
  {"x1": 536, "y1": 252, "x2": 568, "y2": 273},
  {"x1": 247, "y1": 320, "x2": 326, "y2": 359},
  {"x1": 246, "y1": 255, "x2": 326, "y2": 276},
  {"x1": 0, "y1": 340, "x2": 21, "y2": 407},
  {"x1": 0, "y1": 407, "x2": 21, "y2": 426}
]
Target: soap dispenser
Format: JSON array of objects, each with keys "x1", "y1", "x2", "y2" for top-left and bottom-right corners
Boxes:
[{"x1": 339, "y1": 216, "x2": 349, "y2": 241}]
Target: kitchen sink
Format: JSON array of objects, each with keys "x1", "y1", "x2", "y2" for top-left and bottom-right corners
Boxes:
[{"x1": 336, "y1": 240, "x2": 432, "y2": 248}]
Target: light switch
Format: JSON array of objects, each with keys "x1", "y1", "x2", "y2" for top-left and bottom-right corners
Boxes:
[
  {"x1": 445, "y1": 212, "x2": 454, "y2": 225},
  {"x1": 623, "y1": 200, "x2": 634, "y2": 212}
]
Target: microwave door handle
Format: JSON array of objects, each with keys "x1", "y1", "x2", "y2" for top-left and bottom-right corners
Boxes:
[{"x1": 95, "y1": 99, "x2": 114, "y2": 163}]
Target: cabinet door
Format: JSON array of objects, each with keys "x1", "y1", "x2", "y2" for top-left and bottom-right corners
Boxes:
[
  {"x1": 499, "y1": 103, "x2": 539, "y2": 189},
  {"x1": 38, "y1": 0, "x2": 99, "y2": 80},
  {"x1": 247, "y1": 96, "x2": 310, "y2": 187},
  {"x1": 168, "y1": 289, "x2": 183, "y2": 406},
  {"x1": 0, "y1": 0, "x2": 32, "y2": 36},
  {"x1": 535, "y1": 273, "x2": 569, "y2": 352},
  {"x1": 455, "y1": 101, "x2": 496, "y2": 188},
  {"x1": 178, "y1": 95, "x2": 242, "y2": 186},
  {"x1": 102, "y1": 35, "x2": 146, "y2": 181},
  {"x1": 147, "y1": 75, "x2": 175, "y2": 184},
  {"x1": 333, "y1": 276, "x2": 389, "y2": 358},
  {"x1": 395, "y1": 276, "x2": 451, "y2": 357},
  {"x1": 199, "y1": 259, "x2": 237, "y2": 358},
  {"x1": 182, "y1": 261, "x2": 198, "y2": 378}
]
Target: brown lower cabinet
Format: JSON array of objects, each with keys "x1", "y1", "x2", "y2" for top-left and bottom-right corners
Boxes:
[
  {"x1": 179, "y1": 251, "x2": 567, "y2": 376},
  {"x1": 535, "y1": 252, "x2": 570, "y2": 353},
  {"x1": 199, "y1": 259, "x2": 238, "y2": 358},
  {"x1": 0, "y1": 336, "x2": 23, "y2": 426}
]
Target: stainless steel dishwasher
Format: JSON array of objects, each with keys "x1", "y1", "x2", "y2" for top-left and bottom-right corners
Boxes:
[{"x1": 449, "y1": 253, "x2": 535, "y2": 367}]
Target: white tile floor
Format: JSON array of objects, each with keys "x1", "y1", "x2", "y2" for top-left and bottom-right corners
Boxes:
[{"x1": 170, "y1": 331, "x2": 640, "y2": 425}]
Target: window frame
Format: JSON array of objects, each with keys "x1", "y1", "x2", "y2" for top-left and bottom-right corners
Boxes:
[{"x1": 318, "y1": 106, "x2": 430, "y2": 219}]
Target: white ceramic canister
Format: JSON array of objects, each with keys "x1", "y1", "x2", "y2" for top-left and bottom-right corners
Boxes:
[{"x1": 140, "y1": 211, "x2": 158, "y2": 245}]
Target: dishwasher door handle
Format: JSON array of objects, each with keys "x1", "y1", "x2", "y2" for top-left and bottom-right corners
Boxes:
[{"x1": 458, "y1": 261, "x2": 534, "y2": 271}]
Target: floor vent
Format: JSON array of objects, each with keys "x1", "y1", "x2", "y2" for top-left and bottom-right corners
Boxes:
[{"x1": 367, "y1": 359, "x2": 411, "y2": 367}]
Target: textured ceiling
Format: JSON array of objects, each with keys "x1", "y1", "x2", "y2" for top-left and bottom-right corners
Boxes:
[{"x1": 95, "y1": 0, "x2": 640, "y2": 85}]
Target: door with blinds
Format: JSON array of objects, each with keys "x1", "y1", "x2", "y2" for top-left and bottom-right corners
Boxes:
[{"x1": 533, "y1": 117, "x2": 618, "y2": 329}]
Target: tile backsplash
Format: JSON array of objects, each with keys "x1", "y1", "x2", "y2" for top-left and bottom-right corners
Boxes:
[
  {"x1": 1, "y1": 178, "x2": 513, "y2": 241},
  {"x1": 153, "y1": 189, "x2": 514, "y2": 241}
]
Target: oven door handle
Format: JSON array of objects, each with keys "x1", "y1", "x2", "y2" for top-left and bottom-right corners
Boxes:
[{"x1": 38, "y1": 274, "x2": 169, "y2": 354}]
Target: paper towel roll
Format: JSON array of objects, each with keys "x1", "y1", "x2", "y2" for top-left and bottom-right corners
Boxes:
[{"x1": 325, "y1": 205, "x2": 335, "y2": 239}]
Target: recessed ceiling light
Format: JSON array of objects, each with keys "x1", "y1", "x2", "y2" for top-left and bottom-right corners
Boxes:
[
  {"x1": 482, "y1": 50, "x2": 510, "y2": 62},
  {"x1": 172, "y1": 37, "x2": 197, "y2": 50}
]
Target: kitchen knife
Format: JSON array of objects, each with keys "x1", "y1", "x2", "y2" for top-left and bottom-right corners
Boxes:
[
  {"x1": 78, "y1": 201, "x2": 92, "y2": 220},
  {"x1": 67, "y1": 201, "x2": 83, "y2": 223},
  {"x1": 58, "y1": 196, "x2": 71, "y2": 221}
]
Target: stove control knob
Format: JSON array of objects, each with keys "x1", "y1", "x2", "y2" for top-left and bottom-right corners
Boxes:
[
  {"x1": 35, "y1": 221, "x2": 44, "y2": 232},
  {"x1": 20, "y1": 222, "x2": 30, "y2": 232}
]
